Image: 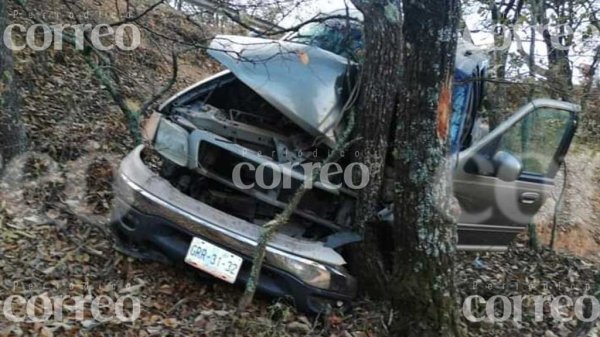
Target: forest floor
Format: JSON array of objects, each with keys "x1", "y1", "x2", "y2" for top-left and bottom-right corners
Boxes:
[
  {"x1": 1, "y1": 0, "x2": 600, "y2": 336},
  {"x1": 535, "y1": 142, "x2": 600, "y2": 260}
]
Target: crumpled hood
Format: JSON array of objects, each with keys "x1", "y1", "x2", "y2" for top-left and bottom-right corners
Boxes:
[{"x1": 208, "y1": 35, "x2": 352, "y2": 146}]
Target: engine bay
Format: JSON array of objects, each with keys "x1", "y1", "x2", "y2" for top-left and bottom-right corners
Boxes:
[{"x1": 147, "y1": 72, "x2": 359, "y2": 244}]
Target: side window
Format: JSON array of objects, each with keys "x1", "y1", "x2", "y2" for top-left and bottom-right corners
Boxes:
[{"x1": 497, "y1": 107, "x2": 572, "y2": 176}]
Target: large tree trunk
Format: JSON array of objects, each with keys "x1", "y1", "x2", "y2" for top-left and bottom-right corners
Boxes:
[
  {"x1": 347, "y1": 0, "x2": 404, "y2": 292},
  {"x1": 0, "y1": 0, "x2": 26, "y2": 170},
  {"x1": 349, "y1": 0, "x2": 463, "y2": 336}
]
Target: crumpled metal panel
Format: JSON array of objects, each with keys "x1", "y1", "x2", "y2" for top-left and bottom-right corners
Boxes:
[
  {"x1": 117, "y1": 146, "x2": 348, "y2": 266},
  {"x1": 208, "y1": 35, "x2": 352, "y2": 146},
  {"x1": 455, "y1": 39, "x2": 489, "y2": 76}
]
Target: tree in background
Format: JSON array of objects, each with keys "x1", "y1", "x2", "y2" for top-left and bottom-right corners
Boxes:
[
  {"x1": 466, "y1": 0, "x2": 598, "y2": 109},
  {"x1": 0, "y1": 0, "x2": 26, "y2": 171},
  {"x1": 536, "y1": 0, "x2": 595, "y2": 100},
  {"x1": 581, "y1": 7, "x2": 600, "y2": 112},
  {"x1": 488, "y1": 0, "x2": 524, "y2": 128},
  {"x1": 348, "y1": 0, "x2": 463, "y2": 335}
]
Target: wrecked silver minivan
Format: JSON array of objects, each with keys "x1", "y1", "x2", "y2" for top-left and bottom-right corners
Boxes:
[{"x1": 111, "y1": 18, "x2": 579, "y2": 312}]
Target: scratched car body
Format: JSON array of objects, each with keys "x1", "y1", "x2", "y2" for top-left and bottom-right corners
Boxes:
[{"x1": 111, "y1": 16, "x2": 579, "y2": 312}]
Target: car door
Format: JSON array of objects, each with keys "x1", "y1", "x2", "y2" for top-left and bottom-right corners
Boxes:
[{"x1": 453, "y1": 99, "x2": 579, "y2": 250}]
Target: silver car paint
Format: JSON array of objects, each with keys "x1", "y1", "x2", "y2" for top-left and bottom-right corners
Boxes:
[{"x1": 208, "y1": 35, "x2": 353, "y2": 146}]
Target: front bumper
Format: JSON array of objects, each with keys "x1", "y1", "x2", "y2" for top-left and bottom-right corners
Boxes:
[{"x1": 111, "y1": 146, "x2": 357, "y2": 312}]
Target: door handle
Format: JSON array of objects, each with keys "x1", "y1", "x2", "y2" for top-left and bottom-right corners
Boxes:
[{"x1": 520, "y1": 192, "x2": 540, "y2": 205}]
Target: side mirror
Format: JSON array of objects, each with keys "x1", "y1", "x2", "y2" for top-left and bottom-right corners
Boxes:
[{"x1": 493, "y1": 151, "x2": 522, "y2": 182}]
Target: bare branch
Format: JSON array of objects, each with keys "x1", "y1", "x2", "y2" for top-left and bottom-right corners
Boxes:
[
  {"x1": 238, "y1": 109, "x2": 357, "y2": 311},
  {"x1": 516, "y1": 47, "x2": 549, "y2": 77},
  {"x1": 139, "y1": 48, "x2": 180, "y2": 116},
  {"x1": 221, "y1": 11, "x2": 360, "y2": 36},
  {"x1": 110, "y1": 0, "x2": 166, "y2": 27},
  {"x1": 15, "y1": 0, "x2": 183, "y2": 143}
]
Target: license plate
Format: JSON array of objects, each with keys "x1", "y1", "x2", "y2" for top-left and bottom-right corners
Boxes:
[{"x1": 184, "y1": 237, "x2": 243, "y2": 284}]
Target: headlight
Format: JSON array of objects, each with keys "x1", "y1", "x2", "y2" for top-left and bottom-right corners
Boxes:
[
  {"x1": 269, "y1": 253, "x2": 332, "y2": 289},
  {"x1": 154, "y1": 118, "x2": 189, "y2": 166},
  {"x1": 268, "y1": 252, "x2": 356, "y2": 295}
]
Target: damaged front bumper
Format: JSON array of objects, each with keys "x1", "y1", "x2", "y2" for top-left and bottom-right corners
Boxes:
[{"x1": 111, "y1": 146, "x2": 357, "y2": 312}]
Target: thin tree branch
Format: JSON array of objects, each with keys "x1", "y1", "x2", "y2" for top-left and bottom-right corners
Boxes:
[
  {"x1": 16, "y1": 0, "x2": 187, "y2": 143},
  {"x1": 516, "y1": 47, "x2": 549, "y2": 77},
  {"x1": 238, "y1": 110, "x2": 357, "y2": 311},
  {"x1": 139, "y1": 48, "x2": 180, "y2": 116},
  {"x1": 110, "y1": 0, "x2": 166, "y2": 27},
  {"x1": 221, "y1": 12, "x2": 360, "y2": 36}
]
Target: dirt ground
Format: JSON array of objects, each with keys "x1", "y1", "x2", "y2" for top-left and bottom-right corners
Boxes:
[{"x1": 535, "y1": 142, "x2": 600, "y2": 259}]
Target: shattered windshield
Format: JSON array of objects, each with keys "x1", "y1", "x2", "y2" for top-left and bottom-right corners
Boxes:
[{"x1": 288, "y1": 19, "x2": 363, "y2": 60}]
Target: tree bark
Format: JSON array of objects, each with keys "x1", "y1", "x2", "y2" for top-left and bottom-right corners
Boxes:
[
  {"x1": 349, "y1": 0, "x2": 463, "y2": 336},
  {"x1": 488, "y1": 0, "x2": 524, "y2": 129},
  {"x1": 0, "y1": 0, "x2": 26, "y2": 170},
  {"x1": 581, "y1": 46, "x2": 599, "y2": 111},
  {"x1": 347, "y1": 0, "x2": 404, "y2": 292},
  {"x1": 541, "y1": 0, "x2": 573, "y2": 100}
]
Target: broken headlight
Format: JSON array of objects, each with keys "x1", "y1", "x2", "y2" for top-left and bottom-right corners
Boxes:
[
  {"x1": 154, "y1": 117, "x2": 189, "y2": 167},
  {"x1": 268, "y1": 252, "x2": 356, "y2": 294},
  {"x1": 269, "y1": 253, "x2": 332, "y2": 289}
]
